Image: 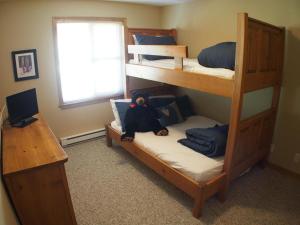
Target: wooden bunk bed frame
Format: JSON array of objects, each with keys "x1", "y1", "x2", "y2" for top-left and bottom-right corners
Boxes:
[{"x1": 106, "y1": 13, "x2": 285, "y2": 217}]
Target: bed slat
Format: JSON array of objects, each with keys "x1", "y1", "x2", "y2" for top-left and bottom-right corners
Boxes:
[{"x1": 128, "y1": 45, "x2": 187, "y2": 58}]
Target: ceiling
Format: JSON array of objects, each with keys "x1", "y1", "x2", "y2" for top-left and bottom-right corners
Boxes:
[{"x1": 106, "y1": 0, "x2": 193, "y2": 6}]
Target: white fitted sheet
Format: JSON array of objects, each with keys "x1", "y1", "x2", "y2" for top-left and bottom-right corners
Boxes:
[
  {"x1": 111, "y1": 115, "x2": 224, "y2": 183},
  {"x1": 129, "y1": 58, "x2": 235, "y2": 79}
]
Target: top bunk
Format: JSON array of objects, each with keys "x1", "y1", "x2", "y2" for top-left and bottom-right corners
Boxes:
[{"x1": 125, "y1": 13, "x2": 285, "y2": 98}]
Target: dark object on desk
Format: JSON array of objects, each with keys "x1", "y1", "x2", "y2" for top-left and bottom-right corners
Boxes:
[
  {"x1": 6, "y1": 88, "x2": 39, "y2": 127},
  {"x1": 12, "y1": 117, "x2": 38, "y2": 128}
]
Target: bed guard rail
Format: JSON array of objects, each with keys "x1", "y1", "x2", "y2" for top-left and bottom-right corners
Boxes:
[{"x1": 128, "y1": 45, "x2": 188, "y2": 69}]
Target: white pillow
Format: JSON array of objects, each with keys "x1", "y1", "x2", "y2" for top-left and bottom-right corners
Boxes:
[
  {"x1": 110, "y1": 99, "x2": 130, "y2": 126},
  {"x1": 132, "y1": 34, "x2": 138, "y2": 45}
]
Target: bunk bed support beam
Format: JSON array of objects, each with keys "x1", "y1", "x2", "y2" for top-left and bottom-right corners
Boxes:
[
  {"x1": 174, "y1": 57, "x2": 183, "y2": 69},
  {"x1": 126, "y1": 64, "x2": 234, "y2": 97},
  {"x1": 105, "y1": 125, "x2": 113, "y2": 147},
  {"x1": 223, "y1": 13, "x2": 247, "y2": 192},
  {"x1": 192, "y1": 187, "x2": 205, "y2": 218}
]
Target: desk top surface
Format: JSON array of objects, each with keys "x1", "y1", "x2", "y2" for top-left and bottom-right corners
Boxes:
[{"x1": 2, "y1": 114, "x2": 68, "y2": 176}]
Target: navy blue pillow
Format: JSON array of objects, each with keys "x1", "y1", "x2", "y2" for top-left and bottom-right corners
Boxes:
[
  {"x1": 175, "y1": 95, "x2": 194, "y2": 118},
  {"x1": 157, "y1": 102, "x2": 184, "y2": 127},
  {"x1": 149, "y1": 95, "x2": 176, "y2": 108},
  {"x1": 134, "y1": 34, "x2": 177, "y2": 61},
  {"x1": 115, "y1": 102, "x2": 130, "y2": 132},
  {"x1": 197, "y1": 42, "x2": 236, "y2": 70}
]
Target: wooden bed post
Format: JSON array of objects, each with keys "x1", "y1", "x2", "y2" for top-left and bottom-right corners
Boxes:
[
  {"x1": 192, "y1": 186, "x2": 205, "y2": 218},
  {"x1": 124, "y1": 76, "x2": 131, "y2": 98},
  {"x1": 222, "y1": 13, "x2": 248, "y2": 197},
  {"x1": 105, "y1": 124, "x2": 112, "y2": 147},
  {"x1": 271, "y1": 27, "x2": 285, "y2": 115}
]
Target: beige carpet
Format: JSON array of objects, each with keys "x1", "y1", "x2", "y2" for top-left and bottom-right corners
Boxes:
[{"x1": 64, "y1": 138, "x2": 300, "y2": 225}]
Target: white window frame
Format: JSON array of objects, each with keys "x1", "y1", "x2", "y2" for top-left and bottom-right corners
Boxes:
[{"x1": 53, "y1": 17, "x2": 127, "y2": 108}]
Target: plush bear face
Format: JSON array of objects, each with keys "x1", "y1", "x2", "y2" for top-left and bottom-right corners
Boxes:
[
  {"x1": 136, "y1": 96, "x2": 145, "y2": 105},
  {"x1": 131, "y1": 92, "x2": 149, "y2": 106}
]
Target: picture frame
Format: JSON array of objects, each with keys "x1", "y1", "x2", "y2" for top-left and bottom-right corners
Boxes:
[{"x1": 12, "y1": 49, "x2": 39, "y2": 81}]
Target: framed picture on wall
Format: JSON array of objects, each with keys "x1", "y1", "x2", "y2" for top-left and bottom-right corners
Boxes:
[{"x1": 11, "y1": 49, "x2": 39, "y2": 81}]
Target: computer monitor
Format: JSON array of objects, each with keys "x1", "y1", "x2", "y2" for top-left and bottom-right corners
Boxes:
[{"x1": 6, "y1": 88, "x2": 39, "y2": 126}]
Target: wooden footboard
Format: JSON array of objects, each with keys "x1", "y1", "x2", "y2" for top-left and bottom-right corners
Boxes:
[
  {"x1": 224, "y1": 13, "x2": 284, "y2": 185},
  {"x1": 230, "y1": 109, "x2": 276, "y2": 180},
  {"x1": 105, "y1": 124, "x2": 226, "y2": 218}
]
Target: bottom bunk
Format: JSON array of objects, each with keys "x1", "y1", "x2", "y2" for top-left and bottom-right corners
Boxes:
[
  {"x1": 106, "y1": 115, "x2": 227, "y2": 217},
  {"x1": 111, "y1": 115, "x2": 224, "y2": 182}
]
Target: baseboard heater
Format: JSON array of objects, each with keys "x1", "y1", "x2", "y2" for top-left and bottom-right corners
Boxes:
[{"x1": 60, "y1": 128, "x2": 106, "y2": 147}]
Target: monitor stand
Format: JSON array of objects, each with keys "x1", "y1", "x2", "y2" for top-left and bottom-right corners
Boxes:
[{"x1": 12, "y1": 117, "x2": 38, "y2": 128}]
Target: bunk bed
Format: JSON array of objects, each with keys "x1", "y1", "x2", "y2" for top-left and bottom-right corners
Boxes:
[{"x1": 106, "y1": 13, "x2": 285, "y2": 218}]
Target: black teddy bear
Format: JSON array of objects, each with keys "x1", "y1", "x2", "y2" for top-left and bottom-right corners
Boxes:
[{"x1": 121, "y1": 92, "x2": 169, "y2": 142}]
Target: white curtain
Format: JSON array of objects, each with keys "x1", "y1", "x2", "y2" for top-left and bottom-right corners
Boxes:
[{"x1": 56, "y1": 21, "x2": 125, "y2": 104}]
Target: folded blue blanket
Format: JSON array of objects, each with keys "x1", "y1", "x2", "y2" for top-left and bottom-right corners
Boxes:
[{"x1": 178, "y1": 124, "x2": 229, "y2": 158}]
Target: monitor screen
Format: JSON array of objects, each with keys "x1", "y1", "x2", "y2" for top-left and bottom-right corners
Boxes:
[{"x1": 6, "y1": 89, "x2": 39, "y2": 124}]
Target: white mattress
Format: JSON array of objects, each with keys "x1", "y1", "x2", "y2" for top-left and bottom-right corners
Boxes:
[
  {"x1": 111, "y1": 115, "x2": 224, "y2": 183},
  {"x1": 129, "y1": 58, "x2": 235, "y2": 79}
]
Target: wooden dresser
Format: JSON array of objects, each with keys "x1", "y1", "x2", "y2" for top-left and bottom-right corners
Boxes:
[{"x1": 2, "y1": 114, "x2": 77, "y2": 225}]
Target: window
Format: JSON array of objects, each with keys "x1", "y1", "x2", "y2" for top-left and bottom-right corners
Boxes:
[{"x1": 53, "y1": 18, "x2": 126, "y2": 107}]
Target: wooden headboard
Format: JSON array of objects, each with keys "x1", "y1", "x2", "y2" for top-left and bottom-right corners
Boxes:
[
  {"x1": 127, "y1": 28, "x2": 177, "y2": 45},
  {"x1": 125, "y1": 28, "x2": 178, "y2": 97}
]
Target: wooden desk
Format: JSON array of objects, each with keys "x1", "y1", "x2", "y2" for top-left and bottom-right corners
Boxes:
[{"x1": 2, "y1": 114, "x2": 77, "y2": 225}]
